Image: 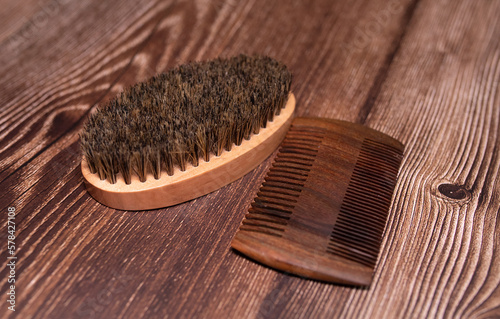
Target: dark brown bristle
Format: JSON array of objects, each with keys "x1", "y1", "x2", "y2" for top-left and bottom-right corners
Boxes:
[{"x1": 80, "y1": 55, "x2": 292, "y2": 184}]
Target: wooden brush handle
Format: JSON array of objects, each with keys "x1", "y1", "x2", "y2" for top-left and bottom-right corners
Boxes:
[{"x1": 81, "y1": 94, "x2": 296, "y2": 210}]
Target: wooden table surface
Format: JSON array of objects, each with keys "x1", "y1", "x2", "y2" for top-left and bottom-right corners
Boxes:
[{"x1": 1, "y1": 0, "x2": 499, "y2": 318}]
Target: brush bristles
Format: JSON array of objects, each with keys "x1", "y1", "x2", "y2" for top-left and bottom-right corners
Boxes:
[{"x1": 80, "y1": 54, "x2": 292, "y2": 184}]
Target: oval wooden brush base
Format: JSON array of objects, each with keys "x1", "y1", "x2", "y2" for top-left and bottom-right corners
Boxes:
[{"x1": 82, "y1": 94, "x2": 296, "y2": 210}]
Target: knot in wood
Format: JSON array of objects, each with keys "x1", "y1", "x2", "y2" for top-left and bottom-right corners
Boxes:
[{"x1": 437, "y1": 183, "x2": 470, "y2": 200}]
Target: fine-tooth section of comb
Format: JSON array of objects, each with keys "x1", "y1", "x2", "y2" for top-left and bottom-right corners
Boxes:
[
  {"x1": 327, "y1": 139, "x2": 402, "y2": 268},
  {"x1": 231, "y1": 117, "x2": 404, "y2": 286}
]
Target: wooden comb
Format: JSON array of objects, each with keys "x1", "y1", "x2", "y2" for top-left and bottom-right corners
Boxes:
[{"x1": 231, "y1": 117, "x2": 404, "y2": 286}]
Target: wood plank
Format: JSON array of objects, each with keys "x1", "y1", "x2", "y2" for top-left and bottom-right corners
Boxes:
[
  {"x1": 0, "y1": 0, "x2": 499, "y2": 318},
  {"x1": 0, "y1": 0, "x2": 162, "y2": 181},
  {"x1": 360, "y1": 0, "x2": 500, "y2": 317}
]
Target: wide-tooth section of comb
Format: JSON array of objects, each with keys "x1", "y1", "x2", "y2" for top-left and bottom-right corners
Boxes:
[
  {"x1": 241, "y1": 129, "x2": 324, "y2": 238},
  {"x1": 231, "y1": 118, "x2": 404, "y2": 286}
]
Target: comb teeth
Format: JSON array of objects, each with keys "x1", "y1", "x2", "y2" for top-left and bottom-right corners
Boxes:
[
  {"x1": 231, "y1": 118, "x2": 404, "y2": 286},
  {"x1": 327, "y1": 138, "x2": 403, "y2": 267},
  {"x1": 244, "y1": 128, "x2": 325, "y2": 237}
]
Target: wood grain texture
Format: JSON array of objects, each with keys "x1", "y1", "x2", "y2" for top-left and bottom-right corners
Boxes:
[{"x1": 0, "y1": 0, "x2": 499, "y2": 318}]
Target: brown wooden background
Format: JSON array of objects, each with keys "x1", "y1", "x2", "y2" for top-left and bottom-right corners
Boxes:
[{"x1": 1, "y1": 0, "x2": 499, "y2": 318}]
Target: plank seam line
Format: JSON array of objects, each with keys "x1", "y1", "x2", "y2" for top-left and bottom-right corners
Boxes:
[{"x1": 357, "y1": 0, "x2": 422, "y2": 124}]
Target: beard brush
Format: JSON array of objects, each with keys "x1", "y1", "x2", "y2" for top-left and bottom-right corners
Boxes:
[{"x1": 80, "y1": 55, "x2": 295, "y2": 210}]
